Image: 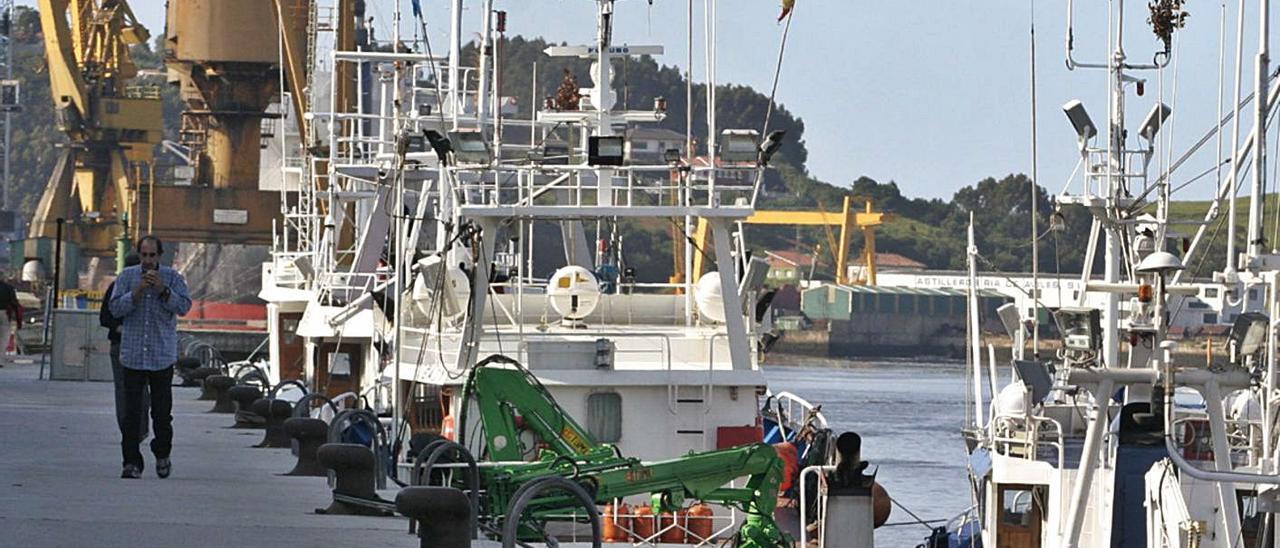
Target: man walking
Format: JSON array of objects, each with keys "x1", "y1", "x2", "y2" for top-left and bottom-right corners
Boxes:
[
  {"x1": 109, "y1": 236, "x2": 191, "y2": 479},
  {"x1": 0, "y1": 272, "x2": 16, "y2": 366},
  {"x1": 101, "y1": 253, "x2": 147, "y2": 441}
]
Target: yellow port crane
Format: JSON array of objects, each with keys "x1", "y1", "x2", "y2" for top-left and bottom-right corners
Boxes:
[
  {"x1": 28, "y1": 0, "x2": 318, "y2": 287},
  {"x1": 690, "y1": 196, "x2": 892, "y2": 285},
  {"x1": 32, "y1": 0, "x2": 162, "y2": 258},
  {"x1": 155, "y1": 0, "x2": 309, "y2": 244}
]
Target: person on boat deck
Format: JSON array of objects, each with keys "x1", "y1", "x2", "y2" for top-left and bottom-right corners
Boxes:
[
  {"x1": 101, "y1": 252, "x2": 148, "y2": 442},
  {"x1": 109, "y1": 235, "x2": 192, "y2": 479}
]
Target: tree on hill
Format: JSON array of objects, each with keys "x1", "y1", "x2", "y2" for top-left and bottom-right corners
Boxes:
[
  {"x1": 942, "y1": 174, "x2": 1096, "y2": 273},
  {"x1": 8, "y1": 6, "x2": 61, "y2": 217}
]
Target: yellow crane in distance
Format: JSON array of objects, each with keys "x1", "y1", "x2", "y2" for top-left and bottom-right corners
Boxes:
[
  {"x1": 690, "y1": 196, "x2": 892, "y2": 286},
  {"x1": 32, "y1": 0, "x2": 162, "y2": 259}
]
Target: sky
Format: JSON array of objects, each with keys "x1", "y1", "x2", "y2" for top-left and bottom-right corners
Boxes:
[{"x1": 27, "y1": 1, "x2": 1280, "y2": 202}]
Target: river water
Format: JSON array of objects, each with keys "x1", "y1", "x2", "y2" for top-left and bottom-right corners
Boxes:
[{"x1": 764, "y1": 361, "x2": 978, "y2": 548}]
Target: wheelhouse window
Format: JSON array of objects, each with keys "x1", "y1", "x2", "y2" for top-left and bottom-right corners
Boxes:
[
  {"x1": 586, "y1": 392, "x2": 623, "y2": 443},
  {"x1": 1002, "y1": 488, "x2": 1035, "y2": 526}
]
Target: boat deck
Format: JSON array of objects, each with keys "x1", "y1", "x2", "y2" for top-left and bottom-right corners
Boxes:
[{"x1": 0, "y1": 360, "x2": 410, "y2": 547}]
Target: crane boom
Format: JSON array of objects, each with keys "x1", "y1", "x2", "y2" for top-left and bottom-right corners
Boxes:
[
  {"x1": 691, "y1": 196, "x2": 892, "y2": 285},
  {"x1": 31, "y1": 0, "x2": 162, "y2": 266},
  {"x1": 38, "y1": 0, "x2": 88, "y2": 118}
]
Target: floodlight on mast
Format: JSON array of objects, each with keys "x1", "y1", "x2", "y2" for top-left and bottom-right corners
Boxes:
[
  {"x1": 1062, "y1": 99, "x2": 1096, "y2": 155},
  {"x1": 1138, "y1": 103, "x2": 1172, "y2": 142}
]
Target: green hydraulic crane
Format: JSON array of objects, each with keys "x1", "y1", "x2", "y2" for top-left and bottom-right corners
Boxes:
[{"x1": 455, "y1": 355, "x2": 790, "y2": 547}]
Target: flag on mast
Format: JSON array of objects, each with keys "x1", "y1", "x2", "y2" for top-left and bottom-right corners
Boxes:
[{"x1": 778, "y1": 0, "x2": 795, "y2": 22}]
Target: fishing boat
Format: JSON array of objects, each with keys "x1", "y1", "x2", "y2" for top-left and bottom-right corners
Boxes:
[
  {"x1": 255, "y1": 1, "x2": 887, "y2": 545},
  {"x1": 949, "y1": 1, "x2": 1280, "y2": 546}
]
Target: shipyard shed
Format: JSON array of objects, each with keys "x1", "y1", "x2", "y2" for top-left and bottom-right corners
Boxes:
[
  {"x1": 800, "y1": 283, "x2": 1008, "y2": 322},
  {"x1": 793, "y1": 284, "x2": 1011, "y2": 358}
]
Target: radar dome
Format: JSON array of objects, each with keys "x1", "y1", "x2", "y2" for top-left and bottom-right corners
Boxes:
[
  {"x1": 994, "y1": 383, "x2": 1028, "y2": 416},
  {"x1": 695, "y1": 272, "x2": 727, "y2": 324}
]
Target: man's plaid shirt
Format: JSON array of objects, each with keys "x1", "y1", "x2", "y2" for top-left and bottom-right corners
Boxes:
[{"x1": 108, "y1": 265, "x2": 192, "y2": 371}]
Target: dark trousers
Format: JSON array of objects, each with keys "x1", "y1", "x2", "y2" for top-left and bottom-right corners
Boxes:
[
  {"x1": 121, "y1": 366, "x2": 173, "y2": 468},
  {"x1": 110, "y1": 343, "x2": 148, "y2": 439}
]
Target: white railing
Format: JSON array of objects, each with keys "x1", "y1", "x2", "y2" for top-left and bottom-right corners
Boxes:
[
  {"x1": 268, "y1": 251, "x2": 313, "y2": 289},
  {"x1": 451, "y1": 165, "x2": 759, "y2": 212},
  {"x1": 315, "y1": 271, "x2": 382, "y2": 306},
  {"x1": 770, "y1": 391, "x2": 831, "y2": 432},
  {"x1": 990, "y1": 413, "x2": 1066, "y2": 472},
  {"x1": 799, "y1": 465, "x2": 836, "y2": 548},
  {"x1": 1170, "y1": 414, "x2": 1264, "y2": 468}
]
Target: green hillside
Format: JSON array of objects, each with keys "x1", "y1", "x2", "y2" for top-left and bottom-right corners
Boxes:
[{"x1": 1165, "y1": 196, "x2": 1276, "y2": 278}]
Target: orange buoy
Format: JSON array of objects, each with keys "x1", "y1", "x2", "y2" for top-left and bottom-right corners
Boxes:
[
  {"x1": 603, "y1": 503, "x2": 632, "y2": 542},
  {"x1": 632, "y1": 505, "x2": 657, "y2": 542},
  {"x1": 441, "y1": 415, "x2": 456, "y2": 441},
  {"x1": 658, "y1": 509, "x2": 688, "y2": 543},
  {"x1": 872, "y1": 482, "x2": 892, "y2": 528},
  {"x1": 686, "y1": 503, "x2": 715, "y2": 543}
]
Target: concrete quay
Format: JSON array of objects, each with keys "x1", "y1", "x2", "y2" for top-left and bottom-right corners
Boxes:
[{"x1": 0, "y1": 359, "x2": 411, "y2": 547}]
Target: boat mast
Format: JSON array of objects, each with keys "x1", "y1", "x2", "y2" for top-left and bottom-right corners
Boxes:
[
  {"x1": 594, "y1": 0, "x2": 617, "y2": 207},
  {"x1": 438, "y1": 0, "x2": 462, "y2": 251},
  {"x1": 1101, "y1": 1, "x2": 1127, "y2": 373},
  {"x1": 685, "y1": 0, "x2": 695, "y2": 325},
  {"x1": 1227, "y1": 0, "x2": 1245, "y2": 274},
  {"x1": 967, "y1": 213, "x2": 983, "y2": 429},
  {"x1": 1060, "y1": 0, "x2": 1167, "y2": 542},
  {"x1": 1061, "y1": 4, "x2": 1133, "y2": 541},
  {"x1": 449, "y1": 0, "x2": 462, "y2": 130},
  {"x1": 1030, "y1": 7, "x2": 1041, "y2": 356},
  {"x1": 477, "y1": 0, "x2": 494, "y2": 135},
  {"x1": 391, "y1": 0, "x2": 402, "y2": 466},
  {"x1": 1248, "y1": 0, "x2": 1270, "y2": 260},
  {"x1": 705, "y1": 0, "x2": 717, "y2": 199}
]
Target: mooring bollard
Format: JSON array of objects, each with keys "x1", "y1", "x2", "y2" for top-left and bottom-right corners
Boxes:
[
  {"x1": 174, "y1": 357, "x2": 203, "y2": 386},
  {"x1": 227, "y1": 385, "x2": 265, "y2": 428},
  {"x1": 315, "y1": 443, "x2": 392, "y2": 516},
  {"x1": 251, "y1": 398, "x2": 294, "y2": 448},
  {"x1": 396, "y1": 486, "x2": 472, "y2": 548},
  {"x1": 282, "y1": 417, "x2": 329, "y2": 476},
  {"x1": 408, "y1": 440, "x2": 480, "y2": 537},
  {"x1": 191, "y1": 367, "x2": 220, "y2": 400},
  {"x1": 205, "y1": 375, "x2": 237, "y2": 413}
]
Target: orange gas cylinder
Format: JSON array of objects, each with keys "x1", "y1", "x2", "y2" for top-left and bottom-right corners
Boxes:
[
  {"x1": 441, "y1": 415, "x2": 456, "y2": 440},
  {"x1": 658, "y1": 509, "x2": 688, "y2": 543},
  {"x1": 686, "y1": 503, "x2": 715, "y2": 543},
  {"x1": 602, "y1": 503, "x2": 632, "y2": 542},
  {"x1": 632, "y1": 505, "x2": 657, "y2": 542}
]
